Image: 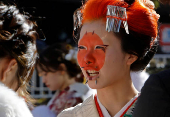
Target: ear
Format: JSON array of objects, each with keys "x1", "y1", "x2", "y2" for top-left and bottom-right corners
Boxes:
[
  {"x1": 126, "y1": 54, "x2": 138, "y2": 65},
  {"x1": 59, "y1": 63, "x2": 67, "y2": 70},
  {"x1": 61, "y1": 71, "x2": 66, "y2": 75},
  {"x1": 2, "y1": 59, "x2": 18, "y2": 82},
  {"x1": 59, "y1": 63, "x2": 67, "y2": 75}
]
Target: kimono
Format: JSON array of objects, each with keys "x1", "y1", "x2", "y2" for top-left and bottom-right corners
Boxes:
[
  {"x1": 58, "y1": 94, "x2": 139, "y2": 117},
  {"x1": 32, "y1": 83, "x2": 89, "y2": 117}
]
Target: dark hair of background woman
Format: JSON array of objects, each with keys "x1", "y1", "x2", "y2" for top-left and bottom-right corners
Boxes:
[{"x1": 37, "y1": 43, "x2": 83, "y2": 83}]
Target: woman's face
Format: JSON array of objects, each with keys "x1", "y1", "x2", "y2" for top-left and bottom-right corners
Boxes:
[
  {"x1": 37, "y1": 65, "x2": 65, "y2": 91},
  {"x1": 77, "y1": 20, "x2": 131, "y2": 89}
]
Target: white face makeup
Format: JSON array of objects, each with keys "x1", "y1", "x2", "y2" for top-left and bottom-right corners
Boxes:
[{"x1": 78, "y1": 20, "x2": 129, "y2": 89}]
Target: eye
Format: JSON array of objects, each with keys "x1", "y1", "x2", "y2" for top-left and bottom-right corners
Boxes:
[
  {"x1": 78, "y1": 45, "x2": 87, "y2": 50},
  {"x1": 95, "y1": 46, "x2": 104, "y2": 49},
  {"x1": 41, "y1": 72, "x2": 47, "y2": 77},
  {"x1": 95, "y1": 45, "x2": 108, "y2": 52}
]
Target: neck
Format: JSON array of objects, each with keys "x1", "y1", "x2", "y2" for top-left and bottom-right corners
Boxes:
[
  {"x1": 97, "y1": 74, "x2": 138, "y2": 116},
  {"x1": 60, "y1": 74, "x2": 76, "y2": 91}
]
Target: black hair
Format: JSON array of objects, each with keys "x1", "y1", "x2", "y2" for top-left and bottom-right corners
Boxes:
[{"x1": 114, "y1": 28, "x2": 158, "y2": 71}]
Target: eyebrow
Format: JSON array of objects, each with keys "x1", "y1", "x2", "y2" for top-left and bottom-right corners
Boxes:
[
  {"x1": 92, "y1": 31, "x2": 94, "y2": 35},
  {"x1": 84, "y1": 30, "x2": 95, "y2": 35}
]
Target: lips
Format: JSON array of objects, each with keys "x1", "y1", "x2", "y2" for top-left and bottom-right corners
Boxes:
[
  {"x1": 86, "y1": 70, "x2": 99, "y2": 80},
  {"x1": 45, "y1": 84, "x2": 50, "y2": 87}
]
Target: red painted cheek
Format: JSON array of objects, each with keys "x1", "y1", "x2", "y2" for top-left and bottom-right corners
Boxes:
[
  {"x1": 93, "y1": 50, "x2": 105, "y2": 70},
  {"x1": 77, "y1": 32, "x2": 105, "y2": 71}
]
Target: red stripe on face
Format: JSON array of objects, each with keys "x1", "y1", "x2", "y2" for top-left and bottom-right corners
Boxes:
[{"x1": 77, "y1": 32, "x2": 106, "y2": 71}]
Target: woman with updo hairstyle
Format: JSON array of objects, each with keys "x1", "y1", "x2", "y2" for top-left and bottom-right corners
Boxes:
[
  {"x1": 32, "y1": 43, "x2": 89, "y2": 117},
  {"x1": 58, "y1": 0, "x2": 159, "y2": 116},
  {"x1": 0, "y1": 1, "x2": 38, "y2": 117}
]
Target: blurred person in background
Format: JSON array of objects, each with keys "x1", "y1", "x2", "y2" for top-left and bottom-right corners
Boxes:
[
  {"x1": 58, "y1": 0, "x2": 159, "y2": 116},
  {"x1": 32, "y1": 43, "x2": 89, "y2": 117},
  {"x1": 0, "y1": 1, "x2": 39, "y2": 117}
]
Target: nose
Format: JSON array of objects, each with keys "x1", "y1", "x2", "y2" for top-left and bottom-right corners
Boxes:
[{"x1": 84, "y1": 50, "x2": 96, "y2": 65}]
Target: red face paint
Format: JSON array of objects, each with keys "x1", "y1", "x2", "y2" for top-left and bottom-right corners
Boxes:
[{"x1": 77, "y1": 32, "x2": 107, "y2": 71}]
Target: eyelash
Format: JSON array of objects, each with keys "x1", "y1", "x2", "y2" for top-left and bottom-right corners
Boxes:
[
  {"x1": 44, "y1": 73, "x2": 47, "y2": 76},
  {"x1": 95, "y1": 45, "x2": 108, "y2": 52},
  {"x1": 40, "y1": 72, "x2": 47, "y2": 77}
]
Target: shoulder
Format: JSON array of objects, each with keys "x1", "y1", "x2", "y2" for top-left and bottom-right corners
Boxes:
[
  {"x1": 143, "y1": 69, "x2": 170, "y2": 92},
  {"x1": 141, "y1": 69, "x2": 170, "y2": 96},
  {"x1": 58, "y1": 95, "x2": 99, "y2": 117},
  {"x1": 0, "y1": 82, "x2": 33, "y2": 117},
  {"x1": 147, "y1": 69, "x2": 170, "y2": 82},
  {"x1": 133, "y1": 69, "x2": 170, "y2": 117}
]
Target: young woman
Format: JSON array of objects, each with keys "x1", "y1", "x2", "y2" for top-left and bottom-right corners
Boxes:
[
  {"x1": 58, "y1": 0, "x2": 159, "y2": 116},
  {"x1": 0, "y1": 1, "x2": 38, "y2": 117},
  {"x1": 32, "y1": 43, "x2": 89, "y2": 117}
]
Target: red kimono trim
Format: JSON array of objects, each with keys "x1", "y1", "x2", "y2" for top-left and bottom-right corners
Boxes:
[{"x1": 94, "y1": 94, "x2": 138, "y2": 117}]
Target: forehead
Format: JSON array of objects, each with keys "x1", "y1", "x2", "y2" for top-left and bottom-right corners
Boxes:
[{"x1": 80, "y1": 20, "x2": 107, "y2": 41}]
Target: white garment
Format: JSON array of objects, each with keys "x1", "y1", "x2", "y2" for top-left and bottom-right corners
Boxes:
[
  {"x1": 0, "y1": 82, "x2": 33, "y2": 117},
  {"x1": 97, "y1": 94, "x2": 139, "y2": 117},
  {"x1": 131, "y1": 71, "x2": 149, "y2": 92},
  {"x1": 57, "y1": 95, "x2": 99, "y2": 117},
  {"x1": 32, "y1": 105, "x2": 56, "y2": 117},
  {"x1": 82, "y1": 84, "x2": 97, "y2": 101}
]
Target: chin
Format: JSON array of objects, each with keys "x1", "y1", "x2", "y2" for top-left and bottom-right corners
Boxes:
[
  {"x1": 50, "y1": 89, "x2": 56, "y2": 91},
  {"x1": 49, "y1": 87, "x2": 54, "y2": 91},
  {"x1": 87, "y1": 80, "x2": 105, "y2": 89}
]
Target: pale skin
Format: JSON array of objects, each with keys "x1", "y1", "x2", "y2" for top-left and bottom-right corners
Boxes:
[
  {"x1": 37, "y1": 64, "x2": 76, "y2": 91},
  {"x1": 78, "y1": 19, "x2": 139, "y2": 116},
  {"x1": 0, "y1": 57, "x2": 19, "y2": 91}
]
